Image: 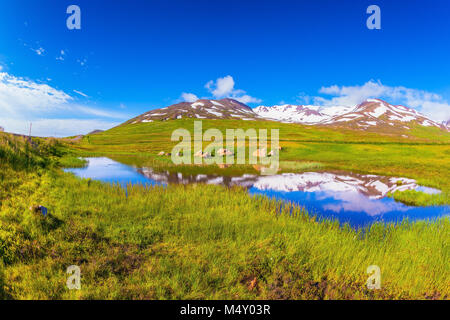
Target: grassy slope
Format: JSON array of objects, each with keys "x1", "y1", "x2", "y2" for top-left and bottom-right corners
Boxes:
[
  {"x1": 71, "y1": 119, "x2": 450, "y2": 205},
  {"x1": 1, "y1": 127, "x2": 449, "y2": 300}
]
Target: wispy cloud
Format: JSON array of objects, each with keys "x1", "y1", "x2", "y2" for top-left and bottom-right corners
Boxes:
[
  {"x1": 56, "y1": 50, "x2": 66, "y2": 61},
  {"x1": 77, "y1": 58, "x2": 87, "y2": 67},
  {"x1": 0, "y1": 72, "x2": 72, "y2": 117},
  {"x1": 299, "y1": 80, "x2": 450, "y2": 121},
  {"x1": 0, "y1": 71, "x2": 127, "y2": 136},
  {"x1": 75, "y1": 105, "x2": 127, "y2": 119},
  {"x1": 1, "y1": 118, "x2": 119, "y2": 137},
  {"x1": 32, "y1": 47, "x2": 45, "y2": 56},
  {"x1": 73, "y1": 89, "x2": 89, "y2": 98},
  {"x1": 19, "y1": 39, "x2": 46, "y2": 57}
]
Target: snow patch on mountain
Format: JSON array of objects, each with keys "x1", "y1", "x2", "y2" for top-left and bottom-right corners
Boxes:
[
  {"x1": 253, "y1": 98, "x2": 447, "y2": 130},
  {"x1": 252, "y1": 104, "x2": 351, "y2": 124}
]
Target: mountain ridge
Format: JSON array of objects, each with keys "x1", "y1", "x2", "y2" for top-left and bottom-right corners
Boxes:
[
  {"x1": 254, "y1": 98, "x2": 447, "y2": 131},
  {"x1": 443, "y1": 119, "x2": 450, "y2": 129},
  {"x1": 126, "y1": 98, "x2": 448, "y2": 132},
  {"x1": 126, "y1": 98, "x2": 260, "y2": 124}
]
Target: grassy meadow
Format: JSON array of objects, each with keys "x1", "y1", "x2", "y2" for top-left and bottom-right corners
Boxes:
[
  {"x1": 0, "y1": 119, "x2": 449, "y2": 300},
  {"x1": 72, "y1": 119, "x2": 450, "y2": 206}
]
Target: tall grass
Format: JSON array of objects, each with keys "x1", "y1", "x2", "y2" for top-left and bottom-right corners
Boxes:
[
  {"x1": 0, "y1": 162, "x2": 448, "y2": 299},
  {"x1": 1, "y1": 130, "x2": 449, "y2": 300},
  {"x1": 0, "y1": 133, "x2": 46, "y2": 170}
]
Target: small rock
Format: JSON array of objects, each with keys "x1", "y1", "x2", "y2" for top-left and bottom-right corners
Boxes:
[
  {"x1": 194, "y1": 151, "x2": 211, "y2": 158},
  {"x1": 217, "y1": 148, "x2": 234, "y2": 156},
  {"x1": 252, "y1": 148, "x2": 267, "y2": 158},
  {"x1": 249, "y1": 277, "x2": 258, "y2": 291},
  {"x1": 29, "y1": 205, "x2": 48, "y2": 217}
]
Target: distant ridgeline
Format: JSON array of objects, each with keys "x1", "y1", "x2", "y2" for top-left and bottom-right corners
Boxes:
[{"x1": 125, "y1": 98, "x2": 449, "y2": 134}]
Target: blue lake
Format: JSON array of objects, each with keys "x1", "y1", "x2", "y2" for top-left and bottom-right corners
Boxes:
[{"x1": 65, "y1": 157, "x2": 450, "y2": 228}]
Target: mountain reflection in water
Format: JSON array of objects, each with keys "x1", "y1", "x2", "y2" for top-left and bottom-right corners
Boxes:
[{"x1": 66, "y1": 157, "x2": 449, "y2": 228}]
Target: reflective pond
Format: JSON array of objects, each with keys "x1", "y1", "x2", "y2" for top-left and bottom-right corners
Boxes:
[{"x1": 65, "y1": 157, "x2": 450, "y2": 228}]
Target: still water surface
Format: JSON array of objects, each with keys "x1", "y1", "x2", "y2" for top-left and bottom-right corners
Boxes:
[{"x1": 65, "y1": 157, "x2": 450, "y2": 228}]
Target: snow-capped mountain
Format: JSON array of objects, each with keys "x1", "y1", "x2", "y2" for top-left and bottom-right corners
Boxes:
[
  {"x1": 128, "y1": 98, "x2": 260, "y2": 124},
  {"x1": 254, "y1": 99, "x2": 447, "y2": 130},
  {"x1": 126, "y1": 98, "x2": 448, "y2": 132},
  {"x1": 323, "y1": 99, "x2": 444, "y2": 130},
  {"x1": 443, "y1": 119, "x2": 450, "y2": 129},
  {"x1": 253, "y1": 104, "x2": 352, "y2": 124}
]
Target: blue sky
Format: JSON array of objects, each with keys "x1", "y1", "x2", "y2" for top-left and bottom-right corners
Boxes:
[{"x1": 0, "y1": 0, "x2": 449, "y2": 136}]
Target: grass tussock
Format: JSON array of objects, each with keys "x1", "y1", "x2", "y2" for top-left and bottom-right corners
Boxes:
[
  {"x1": 389, "y1": 190, "x2": 448, "y2": 206},
  {"x1": 279, "y1": 161, "x2": 324, "y2": 172},
  {"x1": 57, "y1": 156, "x2": 88, "y2": 168}
]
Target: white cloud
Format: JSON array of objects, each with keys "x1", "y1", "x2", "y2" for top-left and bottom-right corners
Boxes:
[
  {"x1": 56, "y1": 50, "x2": 66, "y2": 61},
  {"x1": 0, "y1": 118, "x2": 118, "y2": 137},
  {"x1": 181, "y1": 92, "x2": 199, "y2": 102},
  {"x1": 317, "y1": 81, "x2": 393, "y2": 106},
  {"x1": 233, "y1": 94, "x2": 262, "y2": 104},
  {"x1": 204, "y1": 75, "x2": 261, "y2": 104},
  {"x1": 0, "y1": 72, "x2": 72, "y2": 117},
  {"x1": 77, "y1": 58, "x2": 87, "y2": 66},
  {"x1": 307, "y1": 80, "x2": 450, "y2": 121},
  {"x1": 33, "y1": 47, "x2": 45, "y2": 56},
  {"x1": 0, "y1": 71, "x2": 127, "y2": 136},
  {"x1": 205, "y1": 75, "x2": 235, "y2": 97},
  {"x1": 418, "y1": 101, "x2": 450, "y2": 122},
  {"x1": 178, "y1": 76, "x2": 261, "y2": 105},
  {"x1": 0, "y1": 65, "x2": 3, "y2": 71},
  {"x1": 73, "y1": 89, "x2": 89, "y2": 98}
]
